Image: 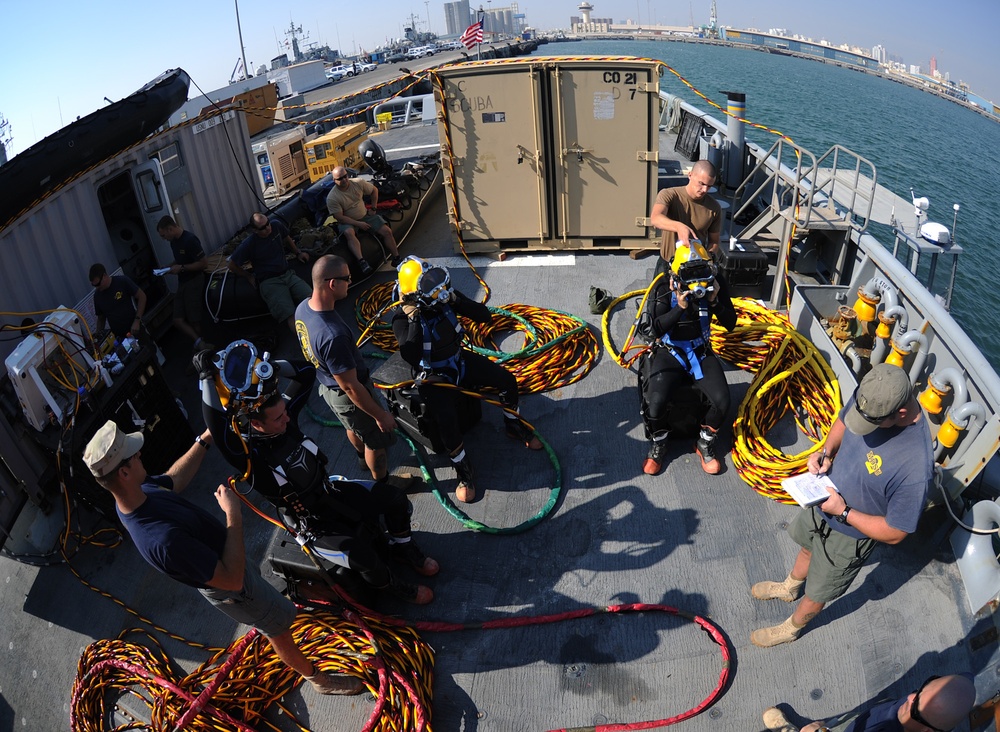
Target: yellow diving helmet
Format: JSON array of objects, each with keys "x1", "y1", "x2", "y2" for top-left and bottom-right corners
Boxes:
[
  {"x1": 670, "y1": 240, "x2": 717, "y2": 298},
  {"x1": 397, "y1": 255, "x2": 452, "y2": 306}
]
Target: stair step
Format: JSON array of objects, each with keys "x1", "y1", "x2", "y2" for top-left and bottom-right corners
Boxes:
[{"x1": 778, "y1": 205, "x2": 853, "y2": 231}]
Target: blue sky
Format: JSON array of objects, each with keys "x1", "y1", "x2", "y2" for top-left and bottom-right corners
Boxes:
[{"x1": 2, "y1": 0, "x2": 997, "y2": 157}]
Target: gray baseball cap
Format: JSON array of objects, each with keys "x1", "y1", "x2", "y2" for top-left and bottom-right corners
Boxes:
[{"x1": 844, "y1": 363, "x2": 912, "y2": 436}]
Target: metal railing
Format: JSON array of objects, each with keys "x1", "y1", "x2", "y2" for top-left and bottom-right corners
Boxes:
[
  {"x1": 730, "y1": 137, "x2": 818, "y2": 233},
  {"x1": 371, "y1": 94, "x2": 437, "y2": 128}
]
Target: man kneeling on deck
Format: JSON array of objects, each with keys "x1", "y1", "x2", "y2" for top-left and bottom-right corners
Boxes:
[
  {"x1": 639, "y1": 240, "x2": 737, "y2": 475},
  {"x1": 750, "y1": 363, "x2": 933, "y2": 647},
  {"x1": 762, "y1": 672, "x2": 975, "y2": 731}
]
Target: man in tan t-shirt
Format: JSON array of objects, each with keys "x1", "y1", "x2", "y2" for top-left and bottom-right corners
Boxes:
[
  {"x1": 650, "y1": 160, "x2": 722, "y2": 276},
  {"x1": 325, "y1": 166, "x2": 402, "y2": 276}
]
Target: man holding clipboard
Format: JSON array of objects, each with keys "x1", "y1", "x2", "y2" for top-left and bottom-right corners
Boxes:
[{"x1": 749, "y1": 363, "x2": 933, "y2": 648}]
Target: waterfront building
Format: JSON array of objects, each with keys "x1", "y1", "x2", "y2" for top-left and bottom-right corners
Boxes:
[
  {"x1": 481, "y1": 3, "x2": 521, "y2": 37},
  {"x1": 720, "y1": 28, "x2": 880, "y2": 71},
  {"x1": 444, "y1": 0, "x2": 471, "y2": 36}
]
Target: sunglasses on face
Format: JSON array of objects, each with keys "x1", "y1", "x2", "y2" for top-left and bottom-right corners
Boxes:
[{"x1": 910, "y1": 676, "x2": 949, "y2": 732}]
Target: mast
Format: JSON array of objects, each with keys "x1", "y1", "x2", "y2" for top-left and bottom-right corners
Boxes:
[{"x1": 234, "y1": 0, "x2": 250, "y2": 80}]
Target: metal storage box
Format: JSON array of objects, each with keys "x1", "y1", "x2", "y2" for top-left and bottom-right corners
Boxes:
[
  {"x1": 717, "y1": 239, "x2": 768, "y2": 297},
  {"x1": 434, "y1": 58, "x2": 662, "y2": 253}
]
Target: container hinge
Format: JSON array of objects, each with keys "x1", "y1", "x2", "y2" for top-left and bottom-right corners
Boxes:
[
  {"x1": 635, "y1": 216, "x2": 653, "y2": 228},
  {"x1": 637, "y1": 150, "x2": 659, "y2": 162},
  {"x1": 640, "y1": 81, "x2": 660, "y2": 94}
]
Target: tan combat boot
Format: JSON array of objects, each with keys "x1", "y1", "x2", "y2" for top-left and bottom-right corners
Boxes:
[
  {"x1": 751, "y1": 616, "x2": 805, "y2": 648},
  {"x1": 751, "y1": 573, "x2": 805, "y2": 602}
]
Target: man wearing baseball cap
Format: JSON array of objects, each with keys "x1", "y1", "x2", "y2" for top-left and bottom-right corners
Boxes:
[
  {"x1": 749, "y1": 363, "x2": 934, "y2": 647},
  {"x1": 83, "y1": 420, "x2": 365, "y2": 695}
]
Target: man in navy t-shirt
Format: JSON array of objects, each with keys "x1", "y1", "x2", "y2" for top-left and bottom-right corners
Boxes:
[
  {"x1": 83, "y1": 419, "x2": 364, "y2": 696},
  {"x1": 295, "y1": 254, "x2": 397, "y2": 481},
  {"x1": 90, "y1": 262, "x2": 147, "y2": 340},
  {"x1": 750, "y1": 364, "x2": 933, "y2": 648},
  {"x1": 228, "y1": 212, "x2": 312, "y2": 332},
  {"x1": 762, "y1": 673, "x2": 975, "y2": 731},
  {"x1": 157, "y1": 215, "x2": 213, "y2": 351}
]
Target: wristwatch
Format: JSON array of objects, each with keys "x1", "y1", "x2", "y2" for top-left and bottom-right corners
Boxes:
[
  {"x1": 834, "y1": 506, "x2": 851, "y2": 524},
  {"x1": 195, "y1": 435, "x2": 211, "y2": 451}
]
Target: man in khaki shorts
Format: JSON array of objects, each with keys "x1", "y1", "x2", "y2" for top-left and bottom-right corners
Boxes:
[
  {"x1": 325, "y1": 166, "x2": 402, "y2": 275},
  {"x1": 295, "y1": 254, "x2": 397, "y2": 480},
  {"x1": 749, "y1": 364, "x2": 933, "y2": 647}
]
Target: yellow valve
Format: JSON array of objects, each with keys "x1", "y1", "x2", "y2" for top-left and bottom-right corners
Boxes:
[
  {"x1": 918, "y1": 381, "x2": 949, "y2": 415},
  {"x1": 853, "y1": 289, "x2": 879, "y2": 322},
  {"x1": 875, "y1": 312, "x2": 895, "y2": 340},
  {"x1": 885, "y1": 341, "x2": 908, "y2": 368},
  {"x1": 937, "y1": 414, "x2": 961, "y2": 448}
]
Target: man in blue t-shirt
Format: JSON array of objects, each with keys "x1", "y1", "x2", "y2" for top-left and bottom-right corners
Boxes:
[
  {"x1": 89, "y1": 262, "x2": 147, "y2": 340},
  {"x1": 762, "y1": 673, "x2": 975, "y2": 731},
  {"x1": 83, "y1": 419, "x2": 364, "y2": 696},
  {"x1": 228, "y1": 212, "x2": 312, "y2": 331},
  {"x1": 157, "y1": 215, "x2": 213, "y2": 351},
  {"x1": 295, "y1": 254, "x2": 398, "y2": 481},
  {"x1": 750, "y1": 363, "x2": 933, "y2": 647}
]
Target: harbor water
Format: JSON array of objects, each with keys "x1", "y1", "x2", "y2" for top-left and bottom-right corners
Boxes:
[{"x1": 531, "y1": 40, "x2": 1000, "y2": 372}]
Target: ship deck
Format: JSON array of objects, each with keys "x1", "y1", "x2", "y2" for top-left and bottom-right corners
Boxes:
[{"x1": 0, "y1": 121, "x2": 995, "y2": 732}]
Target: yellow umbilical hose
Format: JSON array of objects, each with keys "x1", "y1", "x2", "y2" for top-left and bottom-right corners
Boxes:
[
  {"x1": 71, "y1": 610, "x2": 434, "y2": 732},
  {"x1": 714, "y1": 299, "x2": 841, "y2": 503},
  {"x1": 602, "y1": 293, "x2": 841, "y2": 503},
  {"x1": 353, "y1": 283, "x2": 599, "y2": 396}
]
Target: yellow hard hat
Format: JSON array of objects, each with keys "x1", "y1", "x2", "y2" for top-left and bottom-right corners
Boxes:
[
  {"x1": 671, "y1": 240, "x2": 716, "y2": 288},
  {"x1": 397, "y1": 256, "x2": 429, "y2": 296},
  {"x1": 397, "y1": 256, "x2": 452, "y2": 304}
]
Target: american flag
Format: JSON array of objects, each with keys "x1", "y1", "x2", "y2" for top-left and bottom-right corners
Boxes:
[{"x1": 460, "y1": 20, "x2": 483, "y2": 49}]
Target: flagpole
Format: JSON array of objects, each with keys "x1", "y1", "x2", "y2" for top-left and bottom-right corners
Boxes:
[{"x1": 477, "y1": 8, "x2": 484, "y2": 61}]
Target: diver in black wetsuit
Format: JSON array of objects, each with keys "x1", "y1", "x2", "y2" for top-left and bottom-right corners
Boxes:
[
  {"x1": 195, "y1": 344, "x2": 437, "y2": 604},
  {"x1": 640, "y1": 240, "x2": 737, "y2": 476},
  {"x1": 389, "y1": 256, "x2": 542, "y2": 503}
]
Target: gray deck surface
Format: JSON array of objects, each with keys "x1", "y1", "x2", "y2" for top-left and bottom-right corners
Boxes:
[{"x1": 0, "y1": 122, "x2": 994, "y2": 732}]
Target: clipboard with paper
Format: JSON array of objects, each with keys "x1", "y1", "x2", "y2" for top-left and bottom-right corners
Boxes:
[{"x1": 781, "y1": 472, "x2": 837, "y2": 508}]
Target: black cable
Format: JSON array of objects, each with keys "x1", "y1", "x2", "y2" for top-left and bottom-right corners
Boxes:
[{"x1": 186, "y1": 75, "x2": 275, "y2": 221}]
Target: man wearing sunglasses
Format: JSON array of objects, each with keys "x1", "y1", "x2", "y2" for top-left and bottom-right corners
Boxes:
[
  {"x1": 227, "y1": 212, "x2": 312, "y2": 332},
  {"x1": 324, "y1": 166, "x2": 403, "y2": 276},
  {"x1": 763, "y1": 672, "x2": 975, "y2": 731},
  {"x1": 751, "y1": 363, "x2": 933, "y2": 647},
  {"x1": 295, "y1": 255, "x2": 398, "y2": 482}
]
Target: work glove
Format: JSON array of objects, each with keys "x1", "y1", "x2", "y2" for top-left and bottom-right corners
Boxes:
[{"x1": 192, "y1": 349, "x2": 217, "y2": 380}]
